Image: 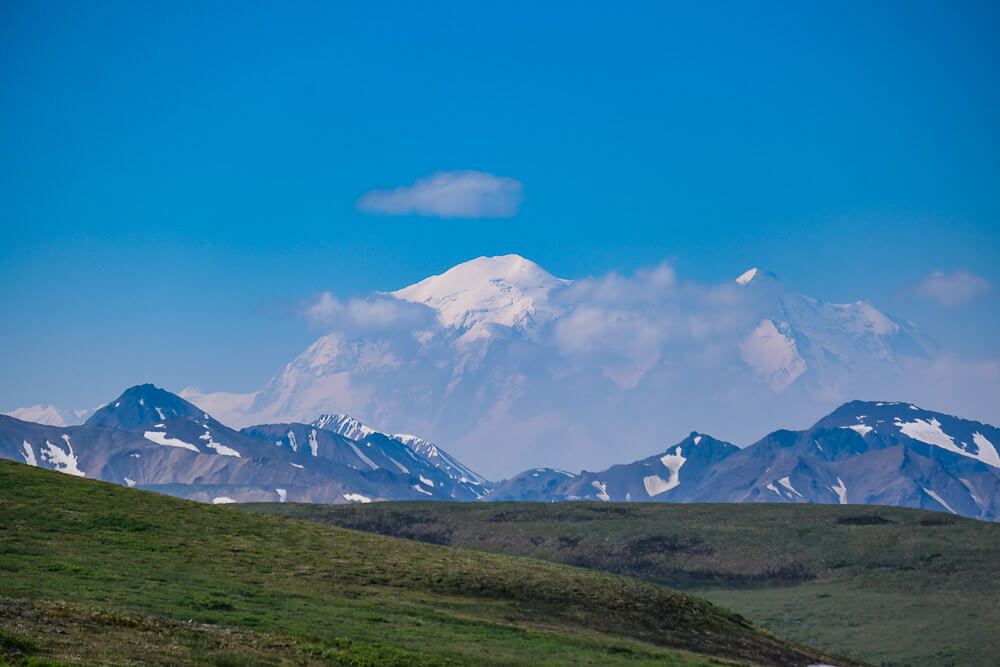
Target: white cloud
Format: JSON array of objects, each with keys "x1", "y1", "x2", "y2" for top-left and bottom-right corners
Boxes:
[
  {"x1": 914, "y1": 270, "x2": 990, "y2": 308},
  {"x1": 357, "y1": 171, "x2": 523, "y2": 218},
  {"x1": 550, "y1": 262, "x2": 758, "y2": 389},
  {"x1": 304, "y1": 292, "x2": 434, "y2": 333},
  {"x1": 207, "y1": 259, "x2": 999, "y2": 477}
]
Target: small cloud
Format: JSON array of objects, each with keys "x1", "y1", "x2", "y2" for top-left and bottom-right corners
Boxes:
[
  {"x1": 357, "y1": 171, "x2": 523, "y2": 218},
  {"x1": 914, "y1": 270, "x2": 990, "y2": 308},
  {"x1": 303, "y1": 292, "x2": 434, "y2": 333}
]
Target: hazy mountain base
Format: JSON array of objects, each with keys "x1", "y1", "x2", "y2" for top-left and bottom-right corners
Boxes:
[
  {"x1": 248, "y1": 501, "x2": 1000, "y2": 667},
  {"x1": 0, "y1": 461, "x2": 846, "y2": 667}
]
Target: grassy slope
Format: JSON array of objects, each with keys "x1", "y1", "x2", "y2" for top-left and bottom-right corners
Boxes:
[
  {"x1": 248, "y1": 501, "x2": 1000, "y2": 667},
  {"x1": 0, "y1": 461, "x2": 845, "y2": 667}
]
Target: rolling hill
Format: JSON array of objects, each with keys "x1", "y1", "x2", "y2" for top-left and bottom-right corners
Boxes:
[
  {"x1": 0, "y1": 460, "x2": 848, "y2": 666},
  {"x1": 249, "y1": 501, "x2": 1000, "y2": 666}
]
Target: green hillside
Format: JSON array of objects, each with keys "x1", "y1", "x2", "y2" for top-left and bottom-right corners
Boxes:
[
  {"x1": 248, "y1": 501, "x2": 1000, "y2": 667},
  {"x1": 0, "y1": 461, "x2": 845, "y2": 667}
]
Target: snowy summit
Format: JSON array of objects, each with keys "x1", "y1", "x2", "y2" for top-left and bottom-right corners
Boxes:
[{"x1": 391, "y1": 254, "x2": 571, "y2": 331}]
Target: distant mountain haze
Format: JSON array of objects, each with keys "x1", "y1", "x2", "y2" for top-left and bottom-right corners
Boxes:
[
  {"x1": 178, "y1": 255, "x2": 966, "y2": 475},
  {"x1": 5, "y1": 255, "x2": 995, "y2": 476}
]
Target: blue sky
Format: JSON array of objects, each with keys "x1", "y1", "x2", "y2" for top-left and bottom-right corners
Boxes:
[{"x1": 2, "y1": 0, "x2": 998, "y2": 411}]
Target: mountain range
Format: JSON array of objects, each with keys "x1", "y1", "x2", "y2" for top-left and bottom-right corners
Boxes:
[
  {"x1": 1, "y1": 384, "x2": 488, "y2": 505},
  {"x1": 487, "y1": 400, "x2": 1000, "y2": 521},
  {"x1": 7, "y1": 254, "x2": 980, "y2": 478},
  {"x1": 197, "y1": 254, "x2": 956, "y2": 476},
  {"x1": 2, "y1": 383, "x2": 998, "y2": 520}
]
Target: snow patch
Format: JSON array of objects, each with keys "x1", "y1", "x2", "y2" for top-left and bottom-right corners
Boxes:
[
  {"x1": 199, "y1": 430, "x2": 241, "y2": 457},
  {"x1": 212, "y1": 497, "x2": 237, "y2": 505},
  {"x1": 308, "y1": 429, "x2": 319, "y2": 457},
  {"x1": 829, "y1": 477, "x2": 848, "y2": 504},
  {"x1": 41, "y1": 437, "x2": 85, "y2": 477},
  {"x1": 290, "y1": 463, "x2": 304, "y2": 469},
  {"x1": 276, "y1": 488, "x2": 287, "y2": 502},
  {"x1": 777, "y1": 476, "x2": 802, "y2": 498},
  {"x1": 899, "y1": 418, "x2": 1000, "y2": 468},
  {"x1": 419, "y1": 475, "x2": 435, "y2": 488},
  {"x1": 693, "y1": 435, "x2": 702, "y2": 445},
  {"x1": 144, "y1": 431, "x2": 199, "y2": 453},
  {"x1": 922, "y1": 487, "x2": 956, "y2": 514},
  {"x1": 124, "y1": 477, "x2": 136, "y2": 487},
  {"x1": 21, "y1": 441, "x2": 37, "y2": 467},
  {"x1": 643, "y1": 447, "x2": 686, "y2": 497},
  {"x1": 155, "y1": 407, "x2": 166, "y2": 420},
  {"x1": 412, "y1": 484, "x2": 433, "y2": 496},
  {"x1": 342, "y1": 493, "x2": 371, "y2": 503},
  {"x1": 387, "y1": 457, "x2": 409, "y2": 474},
  {"x1": 591, "y1": 480, "x2": 610, "y2": 501},
  {"x1": 347, "y1": 441, "x2": 378, "y2": 470},
  {"x1": 842, "y1": 424, "x2": 873, "y2": 437},
  {"x1": 959, "y1": 478, "x2": 982, "y2": 510},
  {"x1": 971, "y1": 432, "x2": 1000, "y2": 468}
]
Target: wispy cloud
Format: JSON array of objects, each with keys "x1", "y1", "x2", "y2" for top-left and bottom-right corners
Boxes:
[
  {"x1": 914, "y1": 269, "x2": 990, "y2": 308},
  {"x1": 276, "y1": 260, "x2": 1000, "y2": 475},
  {"x1": 357, "y1": 171, "x2": 523, "y2": 218},
  {"x1": 303, "y1": 292, "x2": 434, "y2": 333}
]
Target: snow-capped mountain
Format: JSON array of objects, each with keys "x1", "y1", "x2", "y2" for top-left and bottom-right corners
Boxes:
[
  {"x1": 240, "y1": 422, "x2": 486, "y2": 501},
  {"x1": 86, "y1": 384, "x2": 271, "y2": 461},
  {"x1": 486, "y1": 433, "x2": 738, "y2": 502},
  {"x1": 813, "y1": 400, "x2": 1000, "y2": 469},
  {"x1": 311, "y1": 413, "x2": 489, "y2": 494},
  {"x1": 2, "y1": 404, "x2": 93, "y2": 427},
  {"x1": 390, "y1": 254, "x2": 572, "y2": 332},
  {"x1": 4, "y1": 384, "x2": 998, "y2": 519},
  {"x1": 176, "y1": 254, "x2": 955, "y2": 476},
  {"x1": 734, "y1": 267, "x2": 937, "y2": 391},
  {"x1": 0, "y1": 384, "x2": 492, "y2": 504},
  {"x1": 313, "y1": 414, "x2": 377, "y2": 441},
  {"x1": 488, "y1": 401, "x2": 1000, "y2": 521}
]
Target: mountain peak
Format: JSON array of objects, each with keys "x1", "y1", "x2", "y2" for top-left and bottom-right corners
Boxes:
[
  {"x1": 391, "y1": 254, "x2": 571, "y2": 330},
  {"x1": 812, "y1": 399, "x2": 1000, "y2": 470},
  {"x1": 735, "y1": 267, "x2": 780, "y2": 286},
  {"x1": 3, "y1": 404, "x2": 73, "y2": 427},
  {"x1": 313, "y1": 414, "x2": 377, "y2": 441},
  {"x1": 86, "y1": 384, "x2": 208, "y2": 429}
]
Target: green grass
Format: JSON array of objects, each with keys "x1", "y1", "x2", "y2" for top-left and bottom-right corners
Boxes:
[
  {"x1": 247, "y1": 501, "x2": 1000, "y2": 666},
  {"x1": 0, "y1": 461, "x2": 845, "y2": 666}
]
